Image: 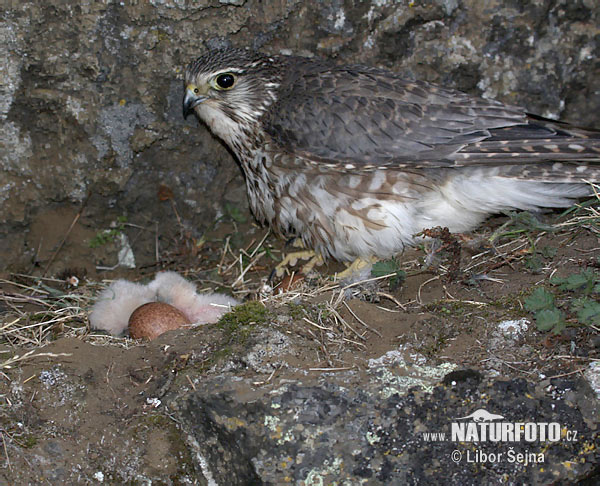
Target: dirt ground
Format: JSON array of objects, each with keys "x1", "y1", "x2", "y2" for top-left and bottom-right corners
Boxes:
[{"x1": 0, "y1": 201, "x2": 598, "y2": 484}]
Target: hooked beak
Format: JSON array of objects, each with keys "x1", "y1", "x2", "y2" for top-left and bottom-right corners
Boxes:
[{"x1": 183, "y1": 84, "x2": 207, "y2": 119}]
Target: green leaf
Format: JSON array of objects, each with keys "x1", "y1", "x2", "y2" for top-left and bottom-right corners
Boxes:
[
  {"x1": 550, "y1": 270, "x2": 597, "y2": 292},
  {"x1": 88, "y1": 229, "x2": 119, "y2": 248},
  {"x1": 524, "y1": 288, "x2": 555, "y2": 312},
  {"x1": 550, "y1": 319, "x2": 566, "y2": 334},
  {"x1": 371, "y1": 259, "x2": 406, "y2": 290},
  {"x1": 535, "y1": 308, "x2": 565, "y2": 332},
  {"x1": 371, "y1": 260, "x2": 399, "y2": 278},
  {"x1": 575, "y1": 299, "x2": 600, "y2": 325}
]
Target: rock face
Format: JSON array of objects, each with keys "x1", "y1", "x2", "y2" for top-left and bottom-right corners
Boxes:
[
  {"x1": 1, "y1": 0, "x2": 599, "y2": 271},
  {"x1": 172, "y1": 369, "x2": 598, "y2": 485}
]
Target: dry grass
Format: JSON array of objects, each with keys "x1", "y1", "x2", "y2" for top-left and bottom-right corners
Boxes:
[
  {"x1": 0, "y1": 276, "x2": 136, "y2": 369},
  {"x1": 0, "y1": 276, "x2": 91, "y2": 347}
]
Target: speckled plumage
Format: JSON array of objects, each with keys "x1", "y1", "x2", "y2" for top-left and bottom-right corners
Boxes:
[{"x1": 183, "y1": 48, "x2": 600, "y2": 262}]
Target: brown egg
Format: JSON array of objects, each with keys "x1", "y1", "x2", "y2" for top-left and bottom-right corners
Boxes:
[{"x1": 128, "y1": 302, "x2": 191, "y2": 340}]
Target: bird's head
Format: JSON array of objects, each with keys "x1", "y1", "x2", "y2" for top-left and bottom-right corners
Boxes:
[{"x1": 183, "y1": 49, "x2": 283, "y2": 145}]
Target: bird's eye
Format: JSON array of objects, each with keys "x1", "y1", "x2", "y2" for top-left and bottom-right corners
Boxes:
[
  {"x1": 193, "y1": 87, "x2": 199, "y2": 94},
  {"x1": 215, "y1": 73, "x2": 236, "y2": 90}
]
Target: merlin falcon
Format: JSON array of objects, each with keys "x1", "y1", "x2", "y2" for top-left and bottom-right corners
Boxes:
[{"x1": 183, "y1": 48, "x2": 600, "y2": 274}]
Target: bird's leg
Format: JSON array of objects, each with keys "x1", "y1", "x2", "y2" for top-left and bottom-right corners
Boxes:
[
  {"x1": 272, "y1": 239, "x2": 323, "y2": 278},
  {"x1": 334, "y1": 256, "x2": 379, "y2": 280}
]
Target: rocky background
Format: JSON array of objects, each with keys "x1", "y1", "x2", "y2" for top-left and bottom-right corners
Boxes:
[{"x1": 1, "y1": 0, "x2": 599, "y2": 272}]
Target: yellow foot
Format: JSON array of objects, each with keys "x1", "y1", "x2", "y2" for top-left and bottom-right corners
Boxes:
[
  {"x1": 273, "y1": 250, "x2": 323, "y2": 278},
  {"x1": 334, "y1": 256, "x2": 379, "y2": 281},
  {"x1": 300, "y1": 254, "x2": 324, "y2": 275}
]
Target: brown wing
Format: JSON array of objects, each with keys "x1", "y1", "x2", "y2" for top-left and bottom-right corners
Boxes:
[{"x1": 263, "y1": 62, "x2": 600, "y2": 170}]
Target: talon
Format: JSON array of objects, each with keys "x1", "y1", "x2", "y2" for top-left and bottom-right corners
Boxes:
[
  {"x1": 334, "y1": 256, "x2": 378, "y2": 280},
  {"x1": 301, "y1": 254, "x2": 324, "y2": 275},
  {"x1": 273, "y1": 249, "x2": 317, "y2": 278},
  {"x1": 284, "y1": 237, "x2": 305, "y2": 250}
]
